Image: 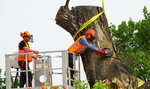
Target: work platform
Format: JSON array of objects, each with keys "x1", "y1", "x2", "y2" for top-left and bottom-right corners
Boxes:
[{"x1": 5, "y1": 50, "x2": 81, "y2": 89}]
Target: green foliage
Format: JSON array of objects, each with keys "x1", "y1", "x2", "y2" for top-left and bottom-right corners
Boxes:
[
  {"x1": 131, "y1": 51, "x2": 150, "y2": 81},
  {"x1": 0, "y1": 69, "x2": 6, "y2": 89},
  {"x1": 73, "y1": 80, "x2": 89, "y2": 89},
  {"x1": 11, "y1": 76, "x2": 19, "y2": 88},
  {"x1": 73, "y1": 80, "x2": 107, "y2": 89},
  {"x1": 109, "y1": 6, "x2": 150, "y2": 81},
  {"x1": 92, "y1": 80, "x2": 107, "y2": 89},
  {"x1": 0, "y1": 68, "x2": 19, "y2": 89},
  {"x1": 143, "y1": 6, "x2": 150, "y2": 20}
]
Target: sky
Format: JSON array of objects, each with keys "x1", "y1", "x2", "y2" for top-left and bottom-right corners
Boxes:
[{"x1": 0, "y1": 0, "x2": 150, "y2": 82}]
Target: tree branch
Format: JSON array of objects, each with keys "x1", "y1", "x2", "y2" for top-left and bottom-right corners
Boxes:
[{"x1": 65, "y1": 0, "x2": 70, "y2": 8}]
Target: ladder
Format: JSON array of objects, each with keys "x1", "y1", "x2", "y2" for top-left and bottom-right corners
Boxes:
[{"x1": 5, "y1": 50, "x2": 81, "y2": 89}]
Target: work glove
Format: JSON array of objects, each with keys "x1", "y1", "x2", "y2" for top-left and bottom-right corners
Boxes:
[{"x1": 96, "y1": 49, "x2": 103, "y2": 53}]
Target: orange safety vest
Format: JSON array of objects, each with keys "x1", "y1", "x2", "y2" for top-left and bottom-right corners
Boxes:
[
  {"x1": 68, "y1": 36, "x2": 88, "y2": 54},
  {"x1": 18, "y1": 40, "x2": 32, "y2": 62}
]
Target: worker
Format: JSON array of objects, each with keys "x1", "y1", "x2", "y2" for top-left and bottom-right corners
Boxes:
[
  {"x1": 18, "y1": 31, "x2": 39, "y2": 88},
  {"x1": 68, "y1": 28, "x2": 104, "y2": 84}
]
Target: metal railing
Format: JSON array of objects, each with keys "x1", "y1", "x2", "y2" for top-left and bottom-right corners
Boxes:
[{"x1": 5, "y1": 50, "x2": 81, "y2": 89}]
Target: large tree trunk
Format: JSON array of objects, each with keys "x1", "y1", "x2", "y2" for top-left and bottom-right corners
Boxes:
[{"x1": 55, "y1": 6, "x2": 138, "y2": 89}]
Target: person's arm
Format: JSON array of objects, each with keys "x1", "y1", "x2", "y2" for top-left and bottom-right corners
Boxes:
[
  {"x1": 19, "y1": 41, "x2": 39, "y2": 54},
  {"x1": 80, "y1": 38, "x2": 105, "y2": 56},
  {"x1": 23, "y1": 47, "x2": 39, "y2": 54},
  {"x1": 23, "y1": 47, "x2": 39, "y2": 58},
  {"x1": 80, "y1": 37, "x2": 99, "y2": 51}
]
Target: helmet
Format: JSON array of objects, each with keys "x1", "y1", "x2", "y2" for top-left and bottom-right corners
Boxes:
[
  {"x1": 85, "y1": 29, "x2": 95, "y2": 37},
  {"x1": 20, "y1": 31, "x2": 31, "y2": 37}
]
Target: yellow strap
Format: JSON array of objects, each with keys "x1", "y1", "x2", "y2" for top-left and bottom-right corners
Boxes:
[
  {"x1": 73, "y1": 0, "x2": 107, "y2": 39},
  {"x1": 102, "y1": 0, "x2": 104, "y2": 10},
  {"x1": 73, "y1": 10, "x2": 105, "y2": 39},
  {"x1": 102, "y1": 0, "x2": 108, "y2": 21}
]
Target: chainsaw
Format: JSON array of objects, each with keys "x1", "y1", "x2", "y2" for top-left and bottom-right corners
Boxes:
[{"x1": 96, "y1": 48, "x2": 113, "y2": 57}]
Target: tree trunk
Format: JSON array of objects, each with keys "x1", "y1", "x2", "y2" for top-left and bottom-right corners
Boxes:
[{"x1": 55, "y1": 6, "x2": 138, "y2": 89}]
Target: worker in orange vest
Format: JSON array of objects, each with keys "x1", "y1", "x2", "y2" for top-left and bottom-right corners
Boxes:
[
  {"x1": 18, "y1": 31, "x2": 39, "y2": 88},
  {"x1": 68, "y1": 29, "x2": 103, "y2": 54},
  {"x1": 68, "y1": 28, "x2": 103, "y2": 83}
]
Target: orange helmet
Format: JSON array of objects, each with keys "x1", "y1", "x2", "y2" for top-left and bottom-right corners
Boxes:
[
  {"x1": 20, "y1": 31, "x2": 31, "y2": 37},
  {"x1": 85, "y1": 29, "x2": 95, "y2": 37}
]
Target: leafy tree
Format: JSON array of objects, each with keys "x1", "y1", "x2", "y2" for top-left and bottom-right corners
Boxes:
[{"x1": 109, "y1": 6, "x2": 150, "y2": 82}]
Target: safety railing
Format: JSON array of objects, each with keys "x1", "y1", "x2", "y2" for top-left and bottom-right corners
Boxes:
[{"x1": 5, "y1": 50, "x2": 80, "y2": 89}]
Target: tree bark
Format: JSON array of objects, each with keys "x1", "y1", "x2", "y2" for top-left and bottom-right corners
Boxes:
[{"x1": 55, "y1": 6, "x2": 138, "y2": 89}]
